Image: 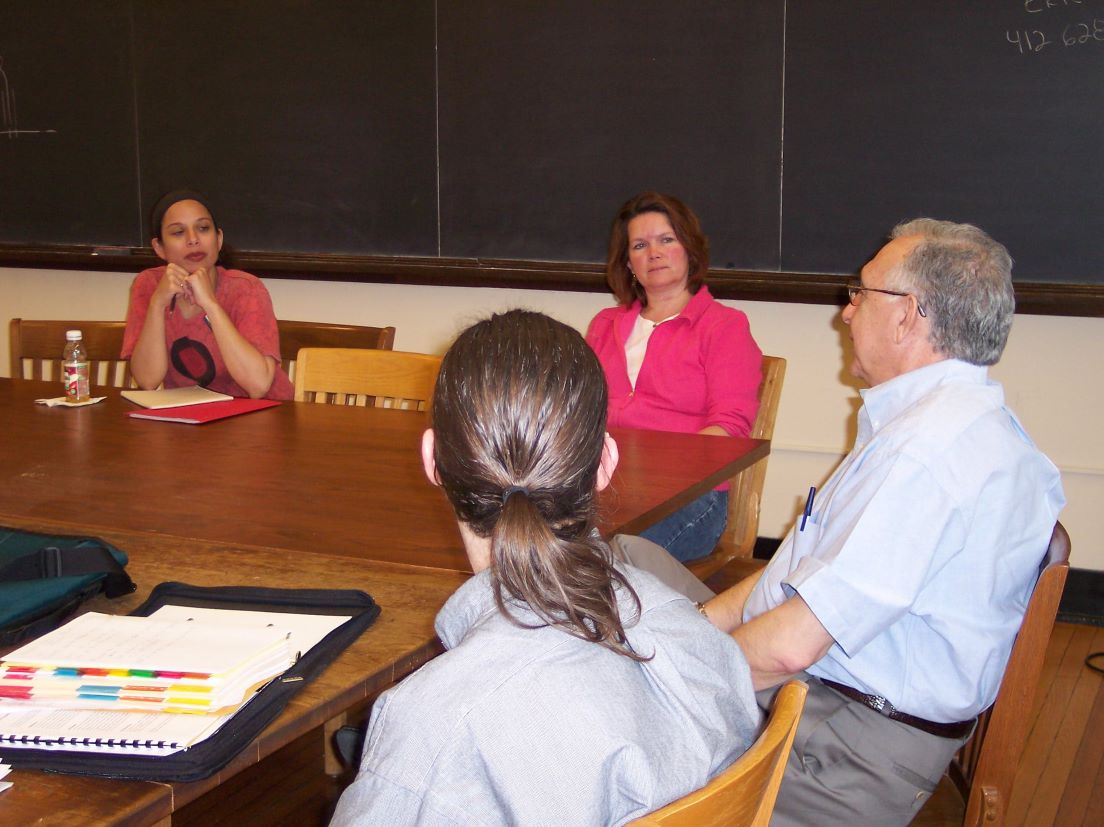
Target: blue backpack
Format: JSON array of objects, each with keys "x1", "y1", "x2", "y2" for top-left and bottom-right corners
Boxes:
[{"x1": 0, "y1": 527, "x2": 135, "y2": 646}]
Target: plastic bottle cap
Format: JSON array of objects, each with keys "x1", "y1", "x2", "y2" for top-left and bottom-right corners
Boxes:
[{"x1": 66, "y1": 330, "x2": 82, "y2": 340}]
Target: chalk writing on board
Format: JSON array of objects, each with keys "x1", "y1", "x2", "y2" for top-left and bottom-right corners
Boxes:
[
  {"x1": 0, "y1": 57, "x2": 58, "y2": 139},
  {"x1": 1024, "y1": 0, "x2": 1084, "y2": 14},
  {"x1": 1006, "y1": 18, "x2": 1104, "y2": 54}
]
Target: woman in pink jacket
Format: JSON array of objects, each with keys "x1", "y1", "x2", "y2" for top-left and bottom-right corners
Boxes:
[{"x1": 586, "y1": 192, "x2": 762, "y2": 562}]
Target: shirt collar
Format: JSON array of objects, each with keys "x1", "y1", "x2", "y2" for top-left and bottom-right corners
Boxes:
[
  {"x1": 680, "y1": 285, "x2": 714, "y2": 322},
  {"x1": 858, "y1": 359, "x2": 991, "y2": 437},
  {"x1": 434, "y1": 569, "x2": 498, "y2": 649},
  {"x1": 434, "y1": 554, "x2": 648, "y2": 651}
]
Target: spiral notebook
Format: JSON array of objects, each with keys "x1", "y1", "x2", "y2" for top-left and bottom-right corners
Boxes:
[
  {"x1": 0, "y1": 607, "x2": 344, "y2": 755},
  {"x1": 0, "y1": 582, "x2": 381, "y2": 782}
]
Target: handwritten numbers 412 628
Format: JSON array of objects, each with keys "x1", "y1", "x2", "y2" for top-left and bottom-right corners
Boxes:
[{"x1": 1008, "y1": 19, "x2": 1104, "y2": 55}]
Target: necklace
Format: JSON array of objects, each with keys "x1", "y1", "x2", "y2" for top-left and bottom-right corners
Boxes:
[{"x1": 647, "y1": 313, "x2": 679, "y2": 329}]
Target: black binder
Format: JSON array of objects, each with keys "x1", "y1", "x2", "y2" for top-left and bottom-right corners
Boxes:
[{"x1": 0, "y1": 581, "x2": 381, "y2": 782}]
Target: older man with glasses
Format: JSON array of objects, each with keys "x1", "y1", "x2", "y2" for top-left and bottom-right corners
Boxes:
[{"x1": 701, "y1": 218, "x2": 1065, "y2": 825}]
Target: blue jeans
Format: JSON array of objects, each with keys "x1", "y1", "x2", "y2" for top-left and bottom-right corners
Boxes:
[{"x1": 639, "y1": 490, "x2": 728, "y2": 563}]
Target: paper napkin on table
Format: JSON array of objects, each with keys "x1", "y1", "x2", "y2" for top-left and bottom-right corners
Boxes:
[{"x1": 35, "y1": 396, "x2": 107, "y2": 408}]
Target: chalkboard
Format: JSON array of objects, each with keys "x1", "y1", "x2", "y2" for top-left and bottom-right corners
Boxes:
[
  {"x1": 436, "y1": 0, "x2": 783, "y2": 268},
  {"x1": 132, "y1": 0, "x2": 438, "y2": 256},
  {"x1": 781, "y1": 1, "x2": 1104, "y2": 284},
  {"x1": 0, "y1": 1, "x2": 137, "y2": 244},
  {"x1": 1, "y1": 1, "x2": 1102, "y2": 289}
]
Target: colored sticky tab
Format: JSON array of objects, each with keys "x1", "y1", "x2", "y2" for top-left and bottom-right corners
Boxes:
[
  {"x1": 169, "y1": 684, "x2": 212, "y2": 694},
  {"x1": 79, "y1": 685, "x2": 121, "y2": 696},
  {"x1": 166, "y1": 696, "x2": 209, "y2": 706}
]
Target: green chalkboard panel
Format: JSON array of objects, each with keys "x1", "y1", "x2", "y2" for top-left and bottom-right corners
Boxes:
[
  {"x1": 436, "y1": 0, "x2": 784, "y2": 269},
  {"x1": 131, "y1": 0, "x2": 437, "y2": 254},
  {"x1": 0, "y1": 1, "x2": 137, "y2": 245},
  {"x1": 1, "y1": 1, "x2": 1102, "y2": 295},
  {"x1": 782, "y1": 1, "x2": 1104, "y2": 283}
]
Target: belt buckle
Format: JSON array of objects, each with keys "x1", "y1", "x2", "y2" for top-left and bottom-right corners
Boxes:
[{"x1": 868, "y1": 694, "x2": 890, "y2": 715}]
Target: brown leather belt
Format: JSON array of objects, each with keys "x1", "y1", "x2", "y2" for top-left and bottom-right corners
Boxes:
[{"x1": 820, "y1": 679, "x2": 975, "y2": 740}]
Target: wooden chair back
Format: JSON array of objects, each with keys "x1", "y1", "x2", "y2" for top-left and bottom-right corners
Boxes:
[
  {"x1": 948, "y1": 521, "x2": 1071, "y2": 827},
  {"x1": 9, "y1": 318, "x2": 133, "y2": 388},
  {"x1": 293, "y1": 347, "x2": 440, "y2": 410},
  {"x1": 687, "y1": 355, "x2": 787, "y2": 581},
  {"x1": 630, "y1": 680, "x2": 807, "y2": 827},
  {"x1": 277, "y1": 320, "x2": 395, "y2": 383}
]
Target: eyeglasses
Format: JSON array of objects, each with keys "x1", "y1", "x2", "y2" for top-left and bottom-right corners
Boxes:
[{"x1": 846, "y1": 284, "x2": 927, "y2": 318}]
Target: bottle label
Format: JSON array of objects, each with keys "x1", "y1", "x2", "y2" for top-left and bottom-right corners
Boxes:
[{"x1": 63, "y1": 361, "x2": 91, "y2": 402}]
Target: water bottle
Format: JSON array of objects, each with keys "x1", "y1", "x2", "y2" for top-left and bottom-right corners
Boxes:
[{"x1": 62, "y1": 329, "x2": 91, "y2": 403}]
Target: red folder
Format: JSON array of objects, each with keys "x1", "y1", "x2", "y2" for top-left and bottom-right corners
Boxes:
[{"x1": 126, "y1": 398, "x2": 280, "y2": 424}]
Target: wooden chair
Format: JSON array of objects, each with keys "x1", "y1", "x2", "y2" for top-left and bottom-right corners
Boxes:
[
  {"x1": 631, "y1": 679, "x2": 807, "y2": 827},
  {"x1": 919, "y1": 521, "x2": 1071, "y2": 827},
  {"x1": 687, "y1": 355, "x2": 787, "y2": 581},
  {"x1": 293, "y1": 347, "x2": 440, "y2": 410},
  {"x1": 276, "y1": 320, "x2": 395, "y2": 383},
  {"x1": 9, "y1": 318, "x2": 133, "y2": 388}
]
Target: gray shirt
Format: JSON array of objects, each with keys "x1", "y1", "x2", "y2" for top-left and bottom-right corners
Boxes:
[{"x1": 330, "y1": 564, "x2": 759, "y2": 826}]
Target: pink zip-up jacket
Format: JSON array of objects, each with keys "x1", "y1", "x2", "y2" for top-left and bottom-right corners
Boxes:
[{"x1": 586, "y1": 287, "x2": 762, "y2": 438}]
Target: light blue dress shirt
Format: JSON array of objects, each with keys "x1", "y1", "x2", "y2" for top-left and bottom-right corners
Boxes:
[
  {"x1": 744, "y1": 359, "x2": 1065, "y2": 722},
  {"x1": 330, "y1": 564, "x2": 760, "y2": 826}
]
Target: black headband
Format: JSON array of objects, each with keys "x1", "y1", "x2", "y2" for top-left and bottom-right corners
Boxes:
[{"x1": 150, "y1": 189, "x2": 217, "y2": 240}]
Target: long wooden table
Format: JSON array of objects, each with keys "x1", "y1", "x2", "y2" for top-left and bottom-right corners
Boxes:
[
  {"x1": 0, "y1": 378, "x2": 768, "y2": 572},
  {"x1": 0, "y1": 527, "x2": 466, "y2": 826},
  {"x1": 0, "y1": 378, "x2": 768, "y2": 824}
]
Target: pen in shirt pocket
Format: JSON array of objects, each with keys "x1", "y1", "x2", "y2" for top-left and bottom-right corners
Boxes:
[{"x1": 800, "y1": 486, "x2": 816, "y2": 531}]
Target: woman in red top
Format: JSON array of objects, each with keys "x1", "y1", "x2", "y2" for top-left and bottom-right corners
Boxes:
[
  {"x1": 122, "y1": 190, "x2": 293, "y2": 400},
  {"x1": 586, "y1": 192, "x2": 762, "y2": 562}
]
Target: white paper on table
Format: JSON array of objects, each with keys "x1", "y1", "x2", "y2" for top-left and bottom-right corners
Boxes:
[
  {"x1": 34, "y1": 396, "x2": 106, "y2": 408},
  {"x1": 4, "y1": 612, "x2": 292, "y2": 674},
  {"x1": 148, "y1": 606, "x2": 350, "y2": 656}
]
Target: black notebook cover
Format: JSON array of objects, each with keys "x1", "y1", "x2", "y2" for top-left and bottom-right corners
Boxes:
[{"x1": 0, "y1": 582, "x2": 380, "y2": 782}]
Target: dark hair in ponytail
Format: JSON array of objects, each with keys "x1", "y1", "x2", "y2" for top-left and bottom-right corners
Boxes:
[{"x1": 431, "y1": 310, "x2": 645, "y2": 660}]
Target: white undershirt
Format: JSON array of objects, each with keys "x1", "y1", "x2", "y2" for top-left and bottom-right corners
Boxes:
[{"x1": 625, "y1": 313, "x2": 678, "y2": 388}]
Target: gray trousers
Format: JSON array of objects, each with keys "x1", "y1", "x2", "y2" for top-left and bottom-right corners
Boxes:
[
  {"x1": 761, "y1": 676, "x2": 971, "y2": 827},
  {"x1": 608, "y1": 533, "x2": 715, "y2": 603}
]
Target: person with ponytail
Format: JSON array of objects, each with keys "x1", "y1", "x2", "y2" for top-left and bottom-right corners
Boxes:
[{"x1": 330, "y1": 310, "x2": 758, "y2": 827}]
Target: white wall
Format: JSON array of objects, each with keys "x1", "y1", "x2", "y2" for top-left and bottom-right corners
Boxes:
[{"x1": 4, "y1": 265, "x2": 1101, "y2": 569}]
